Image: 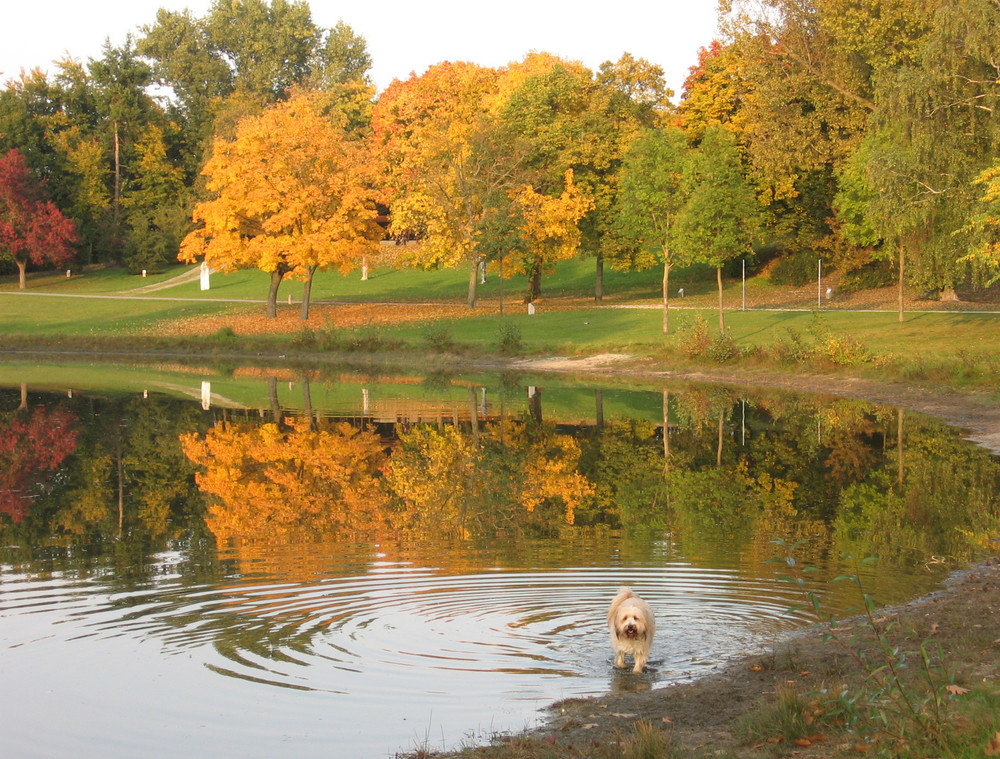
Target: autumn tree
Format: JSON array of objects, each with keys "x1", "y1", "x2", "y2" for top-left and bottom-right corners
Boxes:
[
  {"x1": 372, "y1": 61, "x2": 513, "y2": 308},
  {"x1": 708, "y1": 1, "x2": 925, "y2": 283},
  {"x1": 0, "y1": 149, "x2": 76, "y2": 288},
  {"x1": 181, "y1": 417, "x2": 389, "y2": 542},
  {"x1": 385, "y1": 420, "x2": 595, "y2": 537},
  {"x1": 498, "y1": 54, "x2": 633, "y2": 302},
  {"x1": 0, "y1": 65, "x2": 110, "y2": 262},
  {"x1": 616, "y1": 127, "x2": 691, "y2": 333},
  {"x1": 677, "y1": 41, "x2": 745, "y2": 139},
  {"x1": 507, "y1": 170, "x2": 592, "y2": 303},
  {"x1": 181, "y1": 89, "x2": 385, "y2": 319},
  {"x1": 676, "y1": 126, "x2": 760, "y2": 333},
  {"x1": 0, "y1": 404, "x2": 78, "y2": 523}
]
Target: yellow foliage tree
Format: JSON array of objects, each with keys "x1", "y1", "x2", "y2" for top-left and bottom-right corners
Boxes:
[
  {"x1": 511, "y1": 424, "x2": 595, "y2": 526},
  {"x1": 372, "y1": 62, "x2": 510, "y2": 308},
  {"x1": 180, "y1": 418, "x2": 390, "y2": 542},
  {"x1": 508, "y1": 169, "x2": 593, "y2": 302},
  {"x1": 180, "y1": 89, "x2": 385, "y2": 319},
  {"x1": 383, "y1": 425, "x2": 479, "y2": 539}
]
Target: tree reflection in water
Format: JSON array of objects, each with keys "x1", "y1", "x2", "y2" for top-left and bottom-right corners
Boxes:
[
  {"x1": 2, "y1": 377, "x2": 999, "y2": 577},
  {"x1": 3, "y1": 374, "x2": 999, "y2": 759}
]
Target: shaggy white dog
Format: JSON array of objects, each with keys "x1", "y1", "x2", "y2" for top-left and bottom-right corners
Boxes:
[{"x1": 607, "y1": 586, "x2": 655, "y2": 673}]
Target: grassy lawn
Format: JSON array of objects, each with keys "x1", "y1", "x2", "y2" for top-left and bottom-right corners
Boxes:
[{"x1": 0, "y1": 258, "x2": 997, "y2": 391}]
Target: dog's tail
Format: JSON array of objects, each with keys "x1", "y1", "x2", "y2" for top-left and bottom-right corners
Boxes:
[{"x1": 615, "y1": 585, "x2": 634, "y2": 599}]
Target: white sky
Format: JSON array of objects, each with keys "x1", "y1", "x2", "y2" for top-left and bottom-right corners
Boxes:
[{"x1": 1, "y1": 1, "x2": 720, "y2": 100}]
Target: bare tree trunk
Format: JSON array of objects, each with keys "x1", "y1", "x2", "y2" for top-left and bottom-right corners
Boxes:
[
  {"x1": 299, "y1": 265, "x2": 318, "y2": 321},
  {"x1": 113, "y1": 120, "x2": 121, "y2": 223},
  {"x1": 528, "y1": 387, "x2": 542, "y2": 425},
  {"x1": 717, "y1": 411, "x2": 724, "y2": 467},
  {"x1": 266, "y1": 270, "x2": 284, "y2": 318},
  {"x1": 897, "y1": 408, "x2": 904, "y2": 488},
  {"x1": 662, "y1": 390, "x2": 670, "y2": 470},
  {"x1": 595, "y1": 253, "x2": 604, "y2": 302},
  {"x1": 268, "y1": 376, "x2": 280, "y2": 422},
  {"x1": 16, "y1": 260, "x2": 26, "y2": 290},
  {"x1": 468, "y1": 386, "x2": 480, "y2": 445},
  {"x1": 117, "y1": 446, "x2": 124, "y2": 536},
  {"x1": 527, "y1": 261, "x2": 542, "y2": 303},
  {"x1": 898, "y1": 237, "x2": 905, "y2": 323},
  {"x1": 467, "y1": 257, "x2": 479, "y2": 308},
  {"x1": 662, "y1": 260, "x2": 671, "y2": 334},
  {"x1": 302, "y1": 377, "x2": 315, "y2": 430},
  {"x1": 19, "y1": 382, "x2": 27, "y2": 410}
]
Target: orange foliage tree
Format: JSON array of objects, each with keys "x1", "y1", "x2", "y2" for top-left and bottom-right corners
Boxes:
[
  {"x1": 180, "y1": 418, "x2": 390, "y2": 542},
  {"x1": 180, "y1": 89, "x2": 385, "y2": 319}
]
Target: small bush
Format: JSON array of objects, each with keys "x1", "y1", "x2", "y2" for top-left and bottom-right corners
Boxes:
[
  {"x1": 770, "y1": 328, "x2": 811, "y2": 364},
  {"x1": 676, "y1": 316, "x2": 712, "y2": 358},
  {"x1": 677, "y1": 316, "x2": 739, "y2": 363},
  {"x1": 211, "y1": 326, "x2": 238, "y2": 342},
  {"x1": 818, "y1": 335, "x2": 872, "y2": 367},
  {"x1": 497, "y1": 321, "x2": 522, "y2": 354},
  {"x1": 348, "y1": 328, "x2": 401, "y2": 353},
  {"x1": 707, "y1": 332, "x2": 739, "y2": 362},
  {"x1": 422, "y1": 323, "x2": 454, "y2": 351}
]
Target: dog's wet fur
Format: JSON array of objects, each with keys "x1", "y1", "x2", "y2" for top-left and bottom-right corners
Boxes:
[{"x1": 607, "y1": 586, "x2": 654, "y2": 673}]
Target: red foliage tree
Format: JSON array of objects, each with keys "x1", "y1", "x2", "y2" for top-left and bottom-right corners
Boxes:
[
  {"x1": 0, "y1": 149, "x2": 77, "y2": 289},
  {"x1": 0, "y1": 405, "x2": 79, "y2": 522}
]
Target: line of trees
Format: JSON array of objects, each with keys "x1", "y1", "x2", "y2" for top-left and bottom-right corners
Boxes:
[{"x1": 3, "y1": 0, "x2": 1000, "y2": 325}]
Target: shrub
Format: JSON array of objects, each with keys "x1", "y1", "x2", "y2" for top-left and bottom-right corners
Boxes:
[
  {"x1": 769, "y1": 250, "x2": 820, "y2": 287},
  {"x1": 677, "y1": 316, "x2": 739, "y2": 362},
  {"x1": 497, "y1": 321, "x2": 522, "y2": 354},
  {"x1": 676, "y1": 315, "x2": 712, "y2": 358},
  {"x1": 840, "y1": 260, "x2": 895, "y2": 292},
  {"x1": 707, "y1": 333, "x2": 739, "y2": 362},
  {"x1": 211, "y1": 326, "x2": 238, "y2": 342},
  {"x1": 422, "y1": 323, "x2": 454, "y2": 351}
]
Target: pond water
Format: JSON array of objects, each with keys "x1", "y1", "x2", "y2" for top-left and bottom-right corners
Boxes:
[{"x1": 2, "y1": 363, "x2": 999, "y2": 759}]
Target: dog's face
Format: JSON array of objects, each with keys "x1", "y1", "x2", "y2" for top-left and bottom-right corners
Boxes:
[{"x1": 613, "y1": 602, "x2": 650, "y2": 642}]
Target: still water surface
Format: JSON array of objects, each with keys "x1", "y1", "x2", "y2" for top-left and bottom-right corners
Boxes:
[{"x1": 2, "y1": 365, "x2": 998, "y2": 758}]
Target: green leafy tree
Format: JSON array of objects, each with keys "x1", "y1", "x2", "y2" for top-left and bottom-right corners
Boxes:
[
  {"x1": 616, "y1": 126, "x2": 691, "y2": 333},
  {"x1": 89, "y1": 36, "x2": 157, "y2": 261},
  {"x1": 122, "y1": 124, "x2": 191, "y2": 273},
  {"x1": 676, "y1": 126, "x2": 760, "y2": 334}
]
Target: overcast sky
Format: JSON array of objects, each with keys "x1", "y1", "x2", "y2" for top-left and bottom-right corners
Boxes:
[{"x1": 1, "y1": 1, "x2": 721, "y2": 100}]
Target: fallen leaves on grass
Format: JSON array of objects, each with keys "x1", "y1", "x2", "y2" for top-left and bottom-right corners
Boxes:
[
  {"x1": 985, "y1": 731, "x2": 1000, "y2": 756},
  {"x1": 151, "y1": 303, "x2": 479, "y2": 337}
]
